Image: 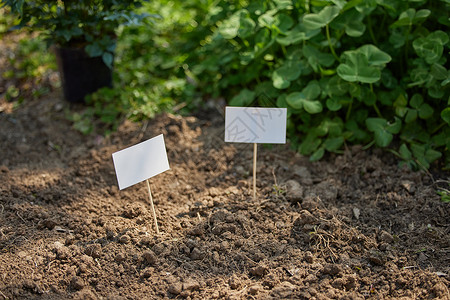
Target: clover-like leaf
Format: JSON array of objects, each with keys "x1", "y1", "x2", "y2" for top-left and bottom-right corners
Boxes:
[
  {"x1": 366, "y1": 117, "x2": 401, "y2": 147},
  {"x1": 358, "y1": 45, "x2": 392, "y2": 66},
  {"x1": 275, "y1": 13, "x2": 294, "y2": 34},
  {"x1": 430, "y1": 63, "x2": 448, "y2": 80},
  {"x1": 337, "y1": 52, "x2": 381, "y2": 83},
  {"x1": 303, "y1": 45, "x2": 335, "y2": 72},
  {"x1": 441, "y1": 107, "x2": 450, "y2": 124},
  {"x1": 324, "y1": 136, "x2": 344, "y2": 151},
  {"x1": 303, "y1": 5, "x2": 341, "y2": 30},
  {"x1": 390, "y1": 8, "x2": 431, "y2": 27},
  {"x1": 331, "y1": 8, "x2": 365, "y2": 37},
  {"x1": 238, "y1": 11, "x2": 256, "y2": 39},
  {"x1": 229, "y1": 89, "x2": 255, "y2": 106},
  {"x1": 326, "y1": 97, "x2": 343, "y2": 111},
  {"x1": 413, "y1": 31, "x2": 449, "y2": 64},
  {"x1": 418, "y1": 103, "x2": 434, "y2": 119},
  {"x1": 272, "y1": 71, "x2": 290, "y2": 89},
  {"x1": 286, "y1": 92, "x2": 304, "y2": 109},
  {"x1": 355, "y1": 0, "x2": 377, "y2": 15}
]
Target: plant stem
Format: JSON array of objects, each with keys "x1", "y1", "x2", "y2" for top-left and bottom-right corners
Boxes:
[
  {"x1": 431, "y1": 122, "x2": 447, "y2": 134},
  {"x1": 346, "y1": 98, "x2": 353, "y2": 121},
  {"x1": 326, "y1": 24, "x2": 340, "y2": 62},
  {"x1": 367, "y1": 15, "x2": 377, "y2": 45},
  {"x1": 373, "y1": 103, "x2": 383, "y2": 118}
]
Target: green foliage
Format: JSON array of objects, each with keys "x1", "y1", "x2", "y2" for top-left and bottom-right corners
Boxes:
[
  {"x1": 1, "y1": 0, "x2": 154, "y2": 66},
  {"x1": 182, "y1": 0, "x2": 450, "y2": 169}
]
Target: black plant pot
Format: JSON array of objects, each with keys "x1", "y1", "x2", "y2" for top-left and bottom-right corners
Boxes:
[{"x1": 55, "y1": 47, "x2": 113, "y2": 103}]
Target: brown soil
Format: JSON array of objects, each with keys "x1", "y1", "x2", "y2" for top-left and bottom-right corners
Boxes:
[{"x1": 0, "y1": 92, "x2": 449, "y2": 300}]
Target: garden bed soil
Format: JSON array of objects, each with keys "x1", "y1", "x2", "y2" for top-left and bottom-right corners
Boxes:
[{"x1": 0, "y1": 94, "x2": 449, "y2": 299}]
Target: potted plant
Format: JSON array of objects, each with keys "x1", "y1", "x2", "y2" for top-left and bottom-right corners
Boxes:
[{"x1": 1, "y1": 0, "x2": 153, "y2": 103}]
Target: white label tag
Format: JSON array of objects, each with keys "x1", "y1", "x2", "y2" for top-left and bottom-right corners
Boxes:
[
  {"x1": 224, "y1": 107, "x2": 287, "y2": 144},
  {"x1": 112, "y1": 134, "x2": 170, "y2": 190}
]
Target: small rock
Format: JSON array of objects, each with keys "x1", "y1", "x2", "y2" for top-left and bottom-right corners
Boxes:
[
  {"x1": 352, "y1": 208, "x2": 360, "y2": 220},
  {"x1": 301, "y1": 196, "x2": 320, "y2": 210},
  {"x1": 84, "y1": 244, "x2": 102, "y2": 258},
  {"x1": 70, "y1": 276, "x2": 84, "y2": 291},
  {"x1": 418, "y1": 252, "x2": 427, "y2": 262},
  {"x1": 293, "y1": 166, "x2": 311, "y2": 178},
  {"x1": 367, "y1": 249, "x2": 385, "y2": 266},
  {"x1": 271, "y1": 281, "x2": 296, "y2": 298},
  {"x1": 0, "y1": 165, "x2": 9, "y2": 173},
  {"x1": 379, "y1": 230, "x2": 394, "y2": 244},
  {"x1": 248, "y1": 284, "x2": 263, "y2": 295},
  {"x1": 190, "y1": 247, "x2": 203, "y2": 260},
  {"x1": 208, "y1": 187, "x2": 221, "y2": 197},
  {"x1": 304, "y1": 251, "x2": 314, "y2": 263},
  {"x1": 118, "y1": 234, "x2": 130, "y2": 244},
  {"x1": 183, "y1": 279, "x2": 200, "y2": 291},
  {"x1": 322, "y1": 263, "x2": 343, "y2": 276},
  {"x1": 143, "y1": 250, "x2": 157, "y2": 265},
  {"x1": 228, "y1": 275, "x2": 241, "y2": 290},
  {"x1": 249, "y1": 264, "x2": 268, "y2": 276},
  {"x1": 293, "y1": 210, "x2": 317, "y2": 226},
  {"x1": 168, "y1": 282, "x2": 182, "y2": 295},
  {"x1": 235, "y1": 165, "x2": 247, "y2": 176},
  {"x1": 401, "y1": 180, "x2": 415, "y2": 193},
  {"x1": 285, "y1": 180, "x2": 304, "y2": 203},
  {"x1": 115, "y1": 253, "x2": 126, "y2": 263}
]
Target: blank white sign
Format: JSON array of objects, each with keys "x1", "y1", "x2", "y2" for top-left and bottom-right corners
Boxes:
[
  {"x1": 112, "y1": 134, "x2": 170, "y2": 190},
  {"x1": 225, "y1": 107, "x2": 287, "y2": 144}
]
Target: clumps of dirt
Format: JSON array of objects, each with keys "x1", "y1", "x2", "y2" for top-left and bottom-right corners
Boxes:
[{"x1": 0, "y1": 94, "x2": 449, "y2": 299}]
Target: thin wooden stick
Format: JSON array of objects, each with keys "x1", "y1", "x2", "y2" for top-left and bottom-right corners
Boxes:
[
  {"x1": 146, "y1": 179, "x2": 160, "y2": 234},
  {"x1": 253, "y1": 143, "x2": 257, "y2": 200}
]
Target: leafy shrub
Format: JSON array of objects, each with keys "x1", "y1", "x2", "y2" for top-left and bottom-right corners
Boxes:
[{"x1": 185, "y1": 0, "x2": 450, "y2": 170}]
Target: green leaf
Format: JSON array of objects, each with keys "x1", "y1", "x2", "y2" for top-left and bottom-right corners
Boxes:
[
  {"x1": 219, "y1": 13, "x2": 240, "y2": 39},
  {"x1": 418, "y1": 103, "x2": 433, "y2": 119},
  {"x1": 405, "y1": 109, "x2": 418, "y2": 123},
  {"x1": 366, "y1": 117, "x2": 401, "y2": 147},
  {"x1": 286, "y1": 92, "x2": 303, "y2": 109},
  {"x1": 302, "y1": 80, "x2": 321, "y2": 100},
  {"x1": 326, "y1": 97, "x2": 343, "y2": 111},
  {"x1": 324, "y1": 136, "x2": 344, "y2": 151},
  {"x1": 441, "y1": 107, "x2": 450, "y2": 124},
  {"x1": 275, "y1": 13, "x2": 294, "y2": 34},
  {"x1": 399, "y1": 144, "x2": 412, "y2": 160},
  {"x1": 337, "y1": 52, "x2": 381, "y2": 83},
  {"x1": 229, "y1": 89, "x2": 255, "y2": 106},
  {"x1": 303, "y1": 5, "x2": 341, "y2": 30},
  {"x1": 409, "y1": 94, "x2": 423, "y2": 109},
  {"x1": 272, "y1": 71, "x2": 291, "y2": 89},
  {"x1": 331, "y1": 8, "x2": 365, "y2": 37},
  {"x1": 303, "y1": 45, "x2": 335, "y2": 72},
  {"x1": 358, "y1": 45, "x2": 392, "y2": 66},
  {"x1": 390, "y1": 8, "x2": 431, "y2": 27},
  {"x1": 275, "y1": 60, "x2": 302, "y2": 81},
  {"x1": 413, "y1": 31, "x2": 449, "y2": 64},
  {"x1": 310, "y1": 147, "x2": 325, "y2": 161},
  {"x1": 238, "y1": 11, "x2": 256, "y2": 39},
  {"x1": 85, "y1": 43, "x2": 103, "y2": 57},
  {"x1": 102, "y1": 52, "x2": 114, "y2": 69},
  {"x1": 302, "y1": 99, "x2": 323, "y2": 114},
  {"x1": 430, "y1": 63, "x2": 448, "y2": 80},
  {"x1": 326, "y1": 76, "x2": 349, "y2": 96}
]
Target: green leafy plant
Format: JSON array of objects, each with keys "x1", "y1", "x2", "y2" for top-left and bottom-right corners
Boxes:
[
  {"x1": 1, "y1": 0, "x2": 153, "y2": 67},
  {"x1": 182, "y1": 0, "x2": 450, "y2": 170}
]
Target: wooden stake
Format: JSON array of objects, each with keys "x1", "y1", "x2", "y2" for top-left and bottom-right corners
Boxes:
[
  {"x1": 253, "y1": 143, "x2": 257, "y2": 200},
  {"x1": 146, "y1": 179, "x2": 160, "y2": 234}
]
